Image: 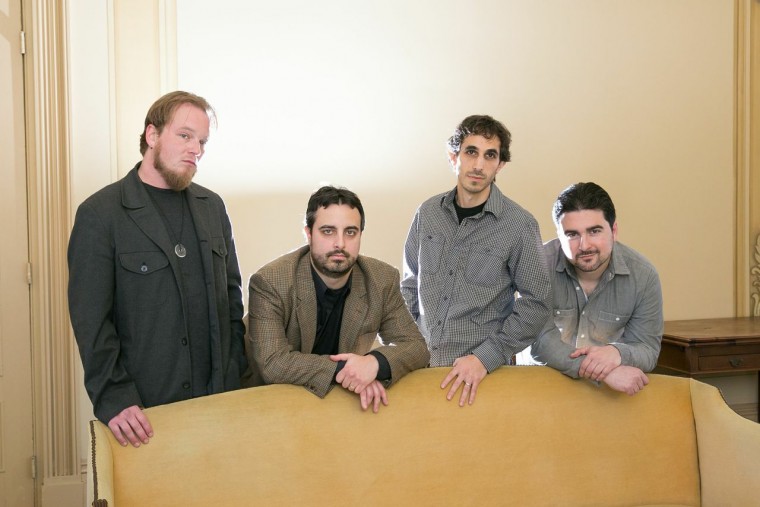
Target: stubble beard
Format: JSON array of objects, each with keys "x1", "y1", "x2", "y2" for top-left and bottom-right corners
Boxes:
[
  {"x1": 573, "y1": 250, "x2": 608, "y2": 273},
  {"x1": 312, "y1": 250, "x2": 355, "y2": 279}
]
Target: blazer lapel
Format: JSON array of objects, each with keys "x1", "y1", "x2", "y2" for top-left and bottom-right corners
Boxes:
[
  {"x1": 185, "y1": 184, "x2": 211, "y2": 247},
  {"x1": 295, "y1": 252, "x2": 318, "y2": 353},
  {"x1": 339, "y1": 262, "x2": 368, "y2": 352},
  {"x1": 122, "y1": 168, "x2": 177, "y2": 263}
]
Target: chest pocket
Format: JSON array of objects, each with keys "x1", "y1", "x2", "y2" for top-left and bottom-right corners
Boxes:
[
  {"x1": 591, "y1": 310, "x2": 629, "y2": 343},
  {"x1": 466, "y1": 247, "x2": 505, "y2": 287},
  {"x1": 118, "y1": 251, "x2": 170, "y2": 309},
  {"x1": 552, "y1": 309, "x2": 577, "y2": 345},
  {"x1": 211, "y1": 237, "x2": 227, "y2": 257},
  {"x1": 419, "y1": 233, "x2": 446, "y2": 274}
]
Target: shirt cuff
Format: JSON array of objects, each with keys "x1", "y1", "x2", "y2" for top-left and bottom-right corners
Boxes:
[
  {"x1": 332, "y1": 360, "x2": 347, "y2": 382},
  {"x1": 367, "y1": 350, "x2": 391, "y2": 381}
]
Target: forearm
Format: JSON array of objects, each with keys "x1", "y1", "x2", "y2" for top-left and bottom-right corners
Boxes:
[
  {"x1": 531, "y1": 328, "x2": 584, "y2": 379},
  {"x1": 253, "y1": 345, "x2": 337, "y2": 398},
  {"x1": 612, "y1": 341, "x2": 660, "y2": 372}
]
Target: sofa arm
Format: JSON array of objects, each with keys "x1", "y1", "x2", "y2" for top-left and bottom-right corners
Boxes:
[
  {"x1": 690, "y1": 378, "x2": 760, "y2": 506},
  {"x1": 88, "y1": 420, "x2": 115, "y2": 506}
]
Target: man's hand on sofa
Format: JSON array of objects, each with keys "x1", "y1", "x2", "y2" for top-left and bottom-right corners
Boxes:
[
  {"x1": 108, "y1": 405, "x2": 154, "y2": 447},
  {"x1": 602, "y1": 365, "x2": 649, "y2": 396},
  {"x1": 441, "y1": 355, "x2": 487, "y2": 407},
  {"x1": 571, "y1": 345, "x2": 621, "y2": 381},
  {"x1": 359, "y1": 380, "x2": 389, "y2": 413},
  {"x1": 331, "y1": 353, "x2": 379, "y2": 394}
]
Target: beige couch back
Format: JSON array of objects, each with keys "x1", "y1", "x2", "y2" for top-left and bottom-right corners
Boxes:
[{"x1": 90, "y1": 367, "x2": 702, "y2": 506}]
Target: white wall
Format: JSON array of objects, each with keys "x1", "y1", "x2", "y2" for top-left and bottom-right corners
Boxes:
[{"x1": 174, "y1": 1, "x2": 735, "y2": 323}]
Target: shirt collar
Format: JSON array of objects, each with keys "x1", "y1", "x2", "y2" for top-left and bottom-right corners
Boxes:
[
  {"x1": 440, "y1": 183, "x2": 505, "y2": 218},
  {"x1": 310, "y1": 263, "x2": 352, "y2": 299}
]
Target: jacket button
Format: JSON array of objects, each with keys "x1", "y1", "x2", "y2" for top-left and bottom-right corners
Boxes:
[
  {"x1": 181, "y1": 338, "x2": 188, "y2": 346},
  {"x1": 183, "y1": 382, "x2": 190, "y2": 389},
  {"x1": 140, "y1": 264, "x2": 148, "y2": 273}
]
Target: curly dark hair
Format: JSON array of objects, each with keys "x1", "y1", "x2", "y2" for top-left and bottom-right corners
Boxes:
[{"x1": 446, "y1": 115, "x2": 511, "y2": 163}]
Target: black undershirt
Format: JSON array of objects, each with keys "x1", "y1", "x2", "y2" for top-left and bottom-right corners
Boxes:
[
  {"x1": 144, "y1": 184, "x2": 211, "y2": 397},
  {"x1": 454, "y1": 199, "x2": 487, "y2": 224},
  {"x1": 310, "y1": 265, "x2": 391, "y2": 382}
]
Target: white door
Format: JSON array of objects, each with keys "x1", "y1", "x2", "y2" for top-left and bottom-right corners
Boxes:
[{"x1": 0, "y1": 0, "x2": 36, "y2": 505}]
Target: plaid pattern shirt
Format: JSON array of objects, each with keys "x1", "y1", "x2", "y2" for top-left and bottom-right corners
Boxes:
[{"x1": 401, "y1": 185, "x2": 552, "y2": 370}]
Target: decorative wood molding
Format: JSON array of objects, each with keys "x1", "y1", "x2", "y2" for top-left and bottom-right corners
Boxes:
[
  {"x1": 23, "y1": 0, "x2": 79, "y2": 485},
  {"x1": 735, "y1": 0, "x2": 760, "y2": 317},
  {"x1": 753, "y1": 234, "x2": 760, "y2": 316}
]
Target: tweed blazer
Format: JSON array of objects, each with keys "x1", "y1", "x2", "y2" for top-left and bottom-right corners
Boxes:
[
  {"x1": 68, "y1": 165, "x2": 245, "y2": 423},
  {"x1": 245, "y1": 245, "x2": 430, "y2": 397}
]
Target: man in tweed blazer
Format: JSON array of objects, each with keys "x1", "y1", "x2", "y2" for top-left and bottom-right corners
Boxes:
[{"x1": 245, "y1": 186, "x2": 429, "y2": 412}]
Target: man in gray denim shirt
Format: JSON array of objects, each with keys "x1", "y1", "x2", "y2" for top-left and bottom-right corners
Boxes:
[
  {"x1": 402, "y1": 115, "x2": 552, "y2": 407},
  {"x1": 531, "y1": 182, "x2": 663, "y2": 395}
]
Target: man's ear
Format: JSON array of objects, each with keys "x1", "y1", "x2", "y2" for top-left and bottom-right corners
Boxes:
[
  {"x1": 447, "y1": 150, "x2": 458, "y2": 168},
  {"x1": 495, "y1": 160, "x2": 506, "y2": 175},
  {"x1": 145, "y1": 124, "x2": 158, "y2": 149},
  {"x1": 611, "y1": 221, "x2": 618, "y2": 241},
  {"x1": 303, "y1": 225, "x2": 312, "y2": 244}
]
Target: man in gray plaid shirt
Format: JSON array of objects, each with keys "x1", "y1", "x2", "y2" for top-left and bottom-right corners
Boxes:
[{"x1": 401, "y1": 115, "x2": 552, "y2": 407}]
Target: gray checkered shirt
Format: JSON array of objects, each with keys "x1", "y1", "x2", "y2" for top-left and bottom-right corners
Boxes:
[{"x1": 401, "y1": 184, "x2": 552, "y2": 370}]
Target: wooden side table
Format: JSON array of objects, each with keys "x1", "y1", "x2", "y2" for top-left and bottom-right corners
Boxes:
[{"x1": 657, "y1": 317, "x2": 760, "y2": 420}]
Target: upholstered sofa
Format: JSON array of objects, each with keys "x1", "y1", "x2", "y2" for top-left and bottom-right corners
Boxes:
[{"x1": 88, "y1": 367, "x2": 760, "y2": 506}]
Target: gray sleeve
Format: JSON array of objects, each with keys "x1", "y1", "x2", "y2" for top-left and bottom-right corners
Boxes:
[
  {"x1": 610, "y1": 268, "x2": 663, "y2": 372},
  {"x1": 400, "y1": 210, "x2": 421, "y2": 320},
  {"x1": 530, "y1": 319, "x2": 584, "y2": 379},
  {"x1": 481, "y1": 216, "x2": 552, "y2": 369}
]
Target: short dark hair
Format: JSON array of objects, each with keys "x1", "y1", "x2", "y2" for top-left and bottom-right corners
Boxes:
[
  {"x1": 139, "y1": 91, "x2": 216, "y2": 155},
  {"x1": 552, "y1": 182, "x2": 616, "y2": 228},
  {"x1": 447, "y1": 115, "x2": 512, "y2": 163},
  {"x1": 305, "y1": 186, "x2": 366, "y2": 231}
]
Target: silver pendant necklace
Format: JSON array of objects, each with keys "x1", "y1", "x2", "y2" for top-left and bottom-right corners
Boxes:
[
  {"x1": 174, "y1": 193, "x2": 186, "y2": 258},
  {"x1": 144, "y1": 184, "x2": 188, "y2": 259}
]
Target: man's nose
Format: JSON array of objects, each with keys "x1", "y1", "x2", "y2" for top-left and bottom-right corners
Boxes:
[
  {"x1": 333, "y1": 233, "x2": 345, "y2": 249},
  {"x1": 190, "y1": 140, "x2": 203, "y2": 159}
]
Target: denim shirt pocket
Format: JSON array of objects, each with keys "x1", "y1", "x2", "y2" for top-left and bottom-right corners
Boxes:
[
  {"x1": 593, "y1": 311, "x2": 630, "y2": 343},
  {"x1": 552, "y1": 309, "x2": 576, "y2": 344}
]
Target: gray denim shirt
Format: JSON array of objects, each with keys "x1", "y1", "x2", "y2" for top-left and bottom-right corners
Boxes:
[{"x1": 531, "y1": 239, "x2": 663, "y2": 378}]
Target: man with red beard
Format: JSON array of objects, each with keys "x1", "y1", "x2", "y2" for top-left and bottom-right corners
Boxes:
[
  {"x1": 68, "y1": 91, "x2": 245, "y2": 447},
  {"x1": 530, "y1": 182, "x2": 663, "y2": 395},
  {"x1": 244, "y1": 186, "x2": 429, "y2": 413}
]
